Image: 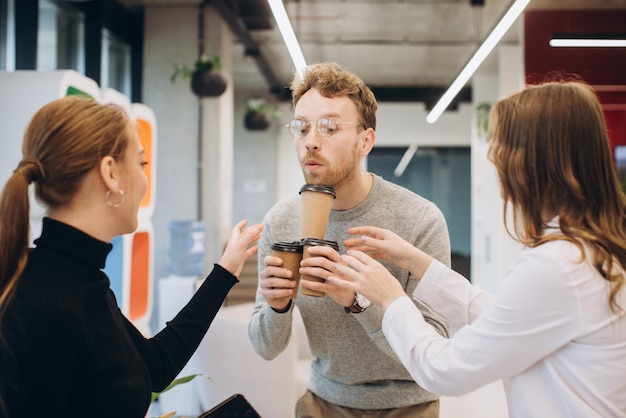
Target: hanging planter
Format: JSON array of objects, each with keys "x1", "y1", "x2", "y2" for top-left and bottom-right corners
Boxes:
[
  {"x1": 170, "y1": 54, "x2": 227, "y2": 98},
  {"x1": 244, "y1": 100, "x2": 280, "y2": 131},
  {"x1": 244, "y1": 111, "x2": 270, "y2": 131},
  {"x1": 190, "y1": 69, "x2": 227, "y2": 97}
]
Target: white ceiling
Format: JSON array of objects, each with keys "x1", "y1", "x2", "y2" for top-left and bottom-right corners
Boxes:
[{"x1": 119, "y1": 0, "x2": 626, "y2": 100}]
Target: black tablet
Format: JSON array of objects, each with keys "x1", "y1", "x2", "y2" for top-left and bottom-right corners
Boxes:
[{"x1": 198, "y1": 393, "x2": 262, "y2": 418}]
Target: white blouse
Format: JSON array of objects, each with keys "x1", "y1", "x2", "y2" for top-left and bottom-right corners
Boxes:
[{"x1": 383, "y1": 237, "x2": 626, "y2": 418}]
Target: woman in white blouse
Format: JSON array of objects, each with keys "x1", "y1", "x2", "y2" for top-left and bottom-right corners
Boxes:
[{"x1": 304, "y1": 81, "x2": 626, "y2": 417}]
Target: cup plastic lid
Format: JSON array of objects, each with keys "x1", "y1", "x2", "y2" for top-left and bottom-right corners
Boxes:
[
  {"x1": 302, "y1": 238, "x2": 339, "y2": 251},
  {"x1": 271, "y1": 241, "x2": 304, "y2": 252},
  {"x1": 299, "y1": 184, "x2": 336, "y2": 198}
]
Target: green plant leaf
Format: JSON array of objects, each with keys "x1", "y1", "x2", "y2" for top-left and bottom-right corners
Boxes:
[
  {"x1": 170, "y1": 53, "x2": 221, "y2": 84},
  {"x1": 170, "y1": 64, "x2": 194, "y2": 83},
  {"x1": 245, "y1": 102, "x2": 280, "y2": 119},
  {"x1": 151, "y1": 373, "x2": 211, "y2": 403}
]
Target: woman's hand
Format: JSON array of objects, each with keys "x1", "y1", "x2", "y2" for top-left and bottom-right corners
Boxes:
[
  {"x1": 326, "y1": 250, "x2": 406, "y2": 311},
  {"x1": 344, "y1": 226, "x2": 432, "y2": 279},
  {"x1": 218, "y1": 219, "x2": 263, "y2": 277}
]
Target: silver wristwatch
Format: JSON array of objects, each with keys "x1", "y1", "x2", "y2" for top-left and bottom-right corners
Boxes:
[{"x1": 345, "y1": 293, "x2": 372, "y2": 313}]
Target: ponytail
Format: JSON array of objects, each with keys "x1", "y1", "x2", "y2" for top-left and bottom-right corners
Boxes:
[{"x1": 0, "y1": 160, "x2": 44, "y2": 320}]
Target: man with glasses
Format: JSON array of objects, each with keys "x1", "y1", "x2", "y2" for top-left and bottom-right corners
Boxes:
[{"x1": 249, "y1": 62, "x2": 451, "y2": 418}]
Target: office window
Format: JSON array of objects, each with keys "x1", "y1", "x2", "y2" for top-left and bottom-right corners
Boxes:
[
  {"x1": 101, "y1": 28, "x2": 131, "y2": 96},
  {"x1": 368, "y1": 146, "x2": 472, "y2": 260},
  {"x1": 37, "y1": 0, "x2": 84, "y2": 72},
  {"x1": 0, "y1": 0, "x2": 14, "y2": 70}
]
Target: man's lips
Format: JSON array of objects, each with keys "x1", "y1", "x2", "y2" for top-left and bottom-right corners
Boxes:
[{"x1": 305, "y1": 159, "x2": 322, "y2": 169}]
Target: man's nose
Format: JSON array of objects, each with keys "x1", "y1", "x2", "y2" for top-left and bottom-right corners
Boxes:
[{"x1": 304, "y1": 126, "x2": 321, "y2": 149}]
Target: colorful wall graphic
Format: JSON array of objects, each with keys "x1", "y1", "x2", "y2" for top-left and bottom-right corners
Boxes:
[{"x1": 0, "y1": 71, "x2": 156, "y2": 336}]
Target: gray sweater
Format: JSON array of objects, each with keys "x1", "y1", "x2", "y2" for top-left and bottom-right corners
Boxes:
[{"x1": 249, "y1": 174, "x2": 451, "y2": 410}]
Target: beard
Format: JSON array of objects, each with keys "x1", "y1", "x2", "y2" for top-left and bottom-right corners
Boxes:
[{"x1": 300, "y1": 141, "x2": 360, "y2": 188}]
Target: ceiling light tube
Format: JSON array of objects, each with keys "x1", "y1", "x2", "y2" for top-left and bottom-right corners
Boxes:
[
  {"x1": 426, "y1": 0, "x2": 531, "y2": 124},
  {"x1": 267, "y1": 0, "x2": 307, "y2": 79},
  {"x1": 394, "y1": 144, "x2": 418, "y2": 177},
  {"x1": 550, "y1": 34, "x2": 626, "y2": 48}
]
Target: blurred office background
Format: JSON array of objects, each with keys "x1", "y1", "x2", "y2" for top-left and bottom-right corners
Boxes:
[{"x1": 1, "y1": 0, "x2": 625, "y2": 358}]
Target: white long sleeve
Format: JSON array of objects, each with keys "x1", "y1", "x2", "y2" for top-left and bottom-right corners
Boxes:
[
  {"x1": 382, "y1": 239, "x2": 626, "y2": 418},
  {"x1": 413, "y1": 260, "x2": 492, "y2": 328}
]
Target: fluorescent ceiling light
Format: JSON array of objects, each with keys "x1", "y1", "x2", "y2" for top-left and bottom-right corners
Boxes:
[
  {"x1": 550, "y1": 34, "x2": 626, "y2": 47},
  {"x1": 394, "y1": 144, "x2": 418, "y2": 177},
  {"x1": 267, "y1": 0, "x2": 307, "y2": 79},
  {"x1": 426, "y1": 0, "x2": 531, "y2": 124}
]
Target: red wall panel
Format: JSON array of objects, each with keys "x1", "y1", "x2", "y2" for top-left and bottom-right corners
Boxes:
[
  {"x1": 524, "y1": 10, "x2": 626, "y2": 85},
  {"x1": 524, "y1": 10, "x2": 626, "y2": 146}
]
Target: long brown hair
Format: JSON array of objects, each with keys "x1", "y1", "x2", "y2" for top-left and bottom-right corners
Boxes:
[
  {"x1": 290, "y1": 62, "x2": 378, "y2": 131},
  {"x1": 0, "y1": 96, "x2": 132, "y2": 321},
  {"x1": 488, "y1": 81, "x2": 626, "y2": 313}
]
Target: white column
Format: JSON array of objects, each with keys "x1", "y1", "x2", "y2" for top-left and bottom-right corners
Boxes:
[
  {"x1": 470, "y1": 42, "x2": 525, "y2": 293},
  {"x1": 201, "y1": 5, "x2": 234, "y2": 264}
]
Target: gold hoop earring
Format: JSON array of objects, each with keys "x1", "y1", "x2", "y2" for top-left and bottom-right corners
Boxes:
[{"x1": 106, "y1": 189, "x2": 125, "y2": 208}]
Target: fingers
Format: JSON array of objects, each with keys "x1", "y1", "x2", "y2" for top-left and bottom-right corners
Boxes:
[
  {"x1": 261, "y1": 276, "x2": 296, "y2": 292},
  {"x1": 341, "y1": 249, "x2": 376, "y2": 269},
  {"x1": 326, "y1": 274, "x2": 356, "y2": 291},
  {"x1": 262, "y1": 255, "x2": 296, "y2": 287},
  {"x1": 232, "y1": 219, "x2": 263, "y2": 240},
  {"x1": 324, "y1": 258, "x2": 362, "y2": 297},
  {"x1": 299, "y1": 246, "x2": 346, "y2": 279},
  {"x1": 260, "y1": 273, "x2": 297, "y2": 303},
  {"x1": 327, "y1": 250, "x2": 383, "y2": 288},
  {"x1": 242, "y1": 223, "x2": 263, "y2": 241},
  {"x1": 300, "y1": 277, "x2": 356, "y2": 306},
  {"x1": 343, "y1": 234, "x2": 385, "y2": 254},
  {"x1": 299, "y1": 265, "x2": 334, "y2": 282},
  {"x1": 300, "y1": 254, "x2": 337, "y2": 272},
  {"x1": 347, "y1": 225, "x2": 385, "y2": 237},
  {"x1": 264, "y1": 255, "x2": 283, "y2": 268},
  {"x1": 341, "y1": 241, "x2": 382, "y2": 258},
  {"x1": 303, "y1": 245, "x2": 340, "y2": 261},
  {"x1": 233, "y1": 218, "x2": 249, "y2": 231},
  {"x1": 263, "y1": 255, "x2": 291, "y2": 278},
  {"x1": 244, "y1": 244, "x2": 259, "y2": 259}
]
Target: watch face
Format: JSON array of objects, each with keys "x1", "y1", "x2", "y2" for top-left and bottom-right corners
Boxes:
[{"x1": 355, "y1": 293, "x2": 371, "y2": 309}]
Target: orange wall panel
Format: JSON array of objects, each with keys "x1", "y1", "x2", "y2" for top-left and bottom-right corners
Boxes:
[
  {"x1": 130, "y1": 231, "x2": 151, "y2": 321},
  {"x1": 136, "y1": 118, "x2": 153, "y2": 208}
]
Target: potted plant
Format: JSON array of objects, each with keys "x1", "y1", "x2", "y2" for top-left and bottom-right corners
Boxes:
[
  {"x1": 170, "y1": 54, "x2": 227, "y2": 98},
  {"x1": 244, "y1": 100, "x2": 280, "y2": 131},
  {"x1": 475, "y1": 101, "x2": 492, "y2": 141}
]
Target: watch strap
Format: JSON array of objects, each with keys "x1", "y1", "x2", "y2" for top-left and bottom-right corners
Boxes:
[{"x1": 344, "y1": 294, "x2": 368, "y2": 313}]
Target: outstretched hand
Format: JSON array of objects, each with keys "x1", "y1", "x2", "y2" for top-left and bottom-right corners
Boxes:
[
  {"x1": 218, "y1": 220, "x2": 263, "y2": 277},
  {"x1": 344, "y1": 226, "x2": 431, "y2": 278},
  {"x1": 326, "y1": 250, "x2": 406, "y2": 311}
]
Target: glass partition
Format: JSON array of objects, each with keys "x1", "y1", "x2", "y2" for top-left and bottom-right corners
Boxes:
[
  {"x1": 37, "y1": 0, "x2": 84, "y2": 72},
  {"x1": 0, "y1": 0, "x2": 14, "y2": 70},
  {"x1": 101, "y1": 28, "x2": 132, "y2": 97}
]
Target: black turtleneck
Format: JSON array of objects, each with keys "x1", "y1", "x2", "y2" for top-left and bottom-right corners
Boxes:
[{"x1": 0, "y1": 217, "x2": 238, "y2": 418}]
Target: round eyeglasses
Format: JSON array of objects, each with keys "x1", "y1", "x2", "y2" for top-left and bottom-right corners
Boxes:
[{"x1": 286, "y1": 117, "x2": 365, "y2": 139}]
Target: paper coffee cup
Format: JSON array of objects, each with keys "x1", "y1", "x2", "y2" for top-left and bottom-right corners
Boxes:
[
  {"x1": 299, "y1": 184, "x2": 336, "y2": 240},
  {"x1": 271, "y1": 241, "x2": 304, "y2": 299},
  {"x1": 300, "y1": 238, "x2": 339, "y2": 297}
]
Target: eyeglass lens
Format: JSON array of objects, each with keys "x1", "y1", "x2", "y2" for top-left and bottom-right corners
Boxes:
[{"x1": 288, "y1": 118, "x2": 342, "y2": 139}]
